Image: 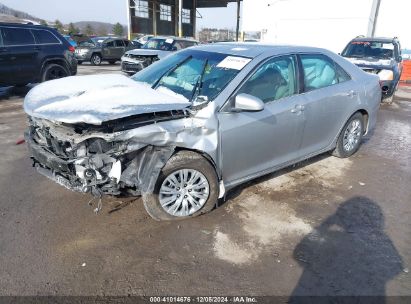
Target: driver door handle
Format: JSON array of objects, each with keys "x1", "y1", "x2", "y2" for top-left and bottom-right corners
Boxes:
[{"x1": 291, "y1": 104, "x2": 305, "y2": 113}]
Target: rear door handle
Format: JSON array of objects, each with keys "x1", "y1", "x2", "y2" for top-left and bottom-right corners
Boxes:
[
  {"x1": 291, "y1": 104, "x2": 305, "y2": 113},
  {"x1": 346, "y1": 90, "x2": 358, "y2": 97}
]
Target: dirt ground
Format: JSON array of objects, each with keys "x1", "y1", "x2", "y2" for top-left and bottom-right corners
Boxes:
[{"x1": 0, "y1": 63, "x2": 410, "y2": 298}]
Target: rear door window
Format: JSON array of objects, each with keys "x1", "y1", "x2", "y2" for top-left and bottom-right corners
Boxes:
[
  {"x1": 32, "y1": 29, "x2": 60, "y2": 44},
  {"x1": 2, "y1": 27, "x2": 35, "y2": 46},
  {"x1": 238, "y1": 55, "x2": 298, "y2": 103},
  {"x1": 115, "y1": 40, "x2": 125, "y2": 47},
  {"x1": 300, "y1": 54, "x2": 339, "y2": 92}
]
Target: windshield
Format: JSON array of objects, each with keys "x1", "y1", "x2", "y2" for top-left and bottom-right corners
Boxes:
[
  {"x1": 342, "y1": 41, "x2": 395, "y2": 59},
  {"x1": 142, "y1": 38, "x2": 174, "y2": 51},
  {"x1": 132, "y1": 50, "x2": 251, "y2": 102}
]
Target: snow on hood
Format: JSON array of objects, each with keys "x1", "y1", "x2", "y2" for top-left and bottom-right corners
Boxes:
[
  {"x1": 24, "y1": 74, "x2": 191, "y2": 125},
  {"x1": 125, "y1": 49, "x2": 171, "y2": 58},
  {"x1": 345, "y1": 57, "x2": 394, "y2": 67}
]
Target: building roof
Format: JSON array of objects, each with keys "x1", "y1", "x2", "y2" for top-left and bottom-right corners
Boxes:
[{"x1": 197, "y1": 0, "x2": 241, "y2": 8}]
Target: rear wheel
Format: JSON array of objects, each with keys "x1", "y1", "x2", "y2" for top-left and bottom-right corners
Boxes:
[
  {"x1": 41, "y1": 64, "x2": 69, "y2": 82},
  {"x1": 108, "y1": 60, "x2": 116, "y2": 65},
  {"x1": 91, "y1": 54, "x2": 102, "y2": 66},
  {"x1": 143, "y1": 151, "x2": 219, "y2": 221},
  {"x1": 332, "y1": 112, "x2": 364, "y2": 158},
  {"x1": 77, "y1": 61, "x2": 83, "y2": 65}
]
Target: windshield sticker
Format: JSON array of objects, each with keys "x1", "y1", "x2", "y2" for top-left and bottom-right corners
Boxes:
[
  {"x1": 165, "y1": 38, "x2": 174, "y2": 44},
  {"x1": 217, "y1": 56, "x2": 251, "y2": 70}
]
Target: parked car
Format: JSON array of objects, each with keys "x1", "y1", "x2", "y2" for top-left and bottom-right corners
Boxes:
[
  {"x1": 133, "y1": 35, "x2": 154, "y2": 45},
  {"x1": 341, "y1": 36, "x2": 403, "y2": 103},
  {"x1": 74, "y1": 37, "x2": 138, "y2": 65},
  {"x1": 24, "y1": 43, "x2": 381, "y2": 220},
  {"x1": 0, "y1": 23, "x2": 77, "y2": 86},
  {"x1": 121, "y1": 36, "x2": 198, "y2": 75}
]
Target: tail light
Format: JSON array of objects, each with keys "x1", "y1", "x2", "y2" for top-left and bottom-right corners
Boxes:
[{"x1": 68, "y1": 46, "x2": 75, "y2": 53}]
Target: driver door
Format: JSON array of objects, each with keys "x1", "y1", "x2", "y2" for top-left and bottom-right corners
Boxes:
[{"x1": 218, "y1": 55, "x2": 306, "y2": 184}]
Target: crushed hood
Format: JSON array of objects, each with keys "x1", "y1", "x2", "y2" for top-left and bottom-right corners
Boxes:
[
  {"x1": 24, "y1": 74, "x2": 191, "y2": 125},
  {"x1": 345, "y1": 57, "x2": 395, "y2": 68}
]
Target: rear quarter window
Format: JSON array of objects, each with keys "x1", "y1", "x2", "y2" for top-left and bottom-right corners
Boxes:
[
  {"x1": 2, "y1": 27, "x2": 35, "y2": 46},
  {"x1": 32, "y1": 29, "x2": 60, "y2": 44}
]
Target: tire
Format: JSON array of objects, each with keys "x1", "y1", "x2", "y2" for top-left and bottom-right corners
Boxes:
[
  {"x1": 332, "y1": 112, "x2": 364, "y2": 158},
  {"x1": 77, "y1": 61, "x2": 83, "y2": 65},
  {"x1": 382, "y1": 95, "x2": 394, "y2": 104},
  {"x1": 90, "y1": 54, "x2": 102, "y2": 66},
  {"x1": 143, "y1": 151, "x2": 219, "y2": 221},
  {"x1": 108, "y1": 60, "x2": 116, "y2": 65},
  {"x1": 41, "y1": 64, "x2": 69, "y2": 82}
]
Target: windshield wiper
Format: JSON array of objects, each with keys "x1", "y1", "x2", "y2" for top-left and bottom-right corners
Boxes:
[
  {"x1": 190, "y1": 59, "x2": 208, "y2": 102},
  {"x1": 152, "y1": 55, "x2": 193, "y2": 89}
]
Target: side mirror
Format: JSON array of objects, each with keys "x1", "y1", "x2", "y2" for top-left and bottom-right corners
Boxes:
[
  {"x1": 234, "y1": 93, "x2": 264, "y2": 112},
  {"x1": 171, "y1": 46, "x2": 178, "y2": 51}
]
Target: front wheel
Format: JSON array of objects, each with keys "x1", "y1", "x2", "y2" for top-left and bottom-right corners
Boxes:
[
  {"x1": 90, "y1": 54, "x2": 102, "y2": 66},
  {"x1": 332, "y1": 112, "x2": 364, "y2": 158},
  {"x1": 143, "y1": 151, "x2": 219, "y2": 221}
]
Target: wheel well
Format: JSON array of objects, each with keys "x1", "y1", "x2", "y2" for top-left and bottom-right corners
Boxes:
[
  {"x1": 173, "y1": 147, "x2": 221, "y2": 180},
  {"x1": 357, "y1": 109, "x2": 369, "y2": 134},
  {"x1": 41, "y1": 59, "x2": 69, "y2": 78}
]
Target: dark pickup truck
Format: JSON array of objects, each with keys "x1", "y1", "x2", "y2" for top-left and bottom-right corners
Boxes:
[{"x1": 341, "y1": 36, "x2": 403, "y2": 103}]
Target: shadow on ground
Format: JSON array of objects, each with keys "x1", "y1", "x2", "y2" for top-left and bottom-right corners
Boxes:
[{"x1": 289, "y1": 196, "x2": 403, "y2": 303}]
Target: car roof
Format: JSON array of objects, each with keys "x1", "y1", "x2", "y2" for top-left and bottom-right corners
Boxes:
[
  {"x1": 0, "y1": 22, "x2": 57, "y2": 31},
  {"x1": 351, "y1": 36, "x2": 398, "y2": 43},
  {"x1": 191, "y1": 42, "x2": 331, "y2": 59},
  {"x1": 151, "y1": 36, "x2": 198, "y2": 42}
]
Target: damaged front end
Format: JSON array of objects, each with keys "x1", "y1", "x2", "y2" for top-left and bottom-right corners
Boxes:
[{"x1": 25, "y1": 110, "x2": 189, "y2": 198}]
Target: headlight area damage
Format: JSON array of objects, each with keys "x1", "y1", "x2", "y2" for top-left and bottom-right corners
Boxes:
[
  {"x1": 23, "y1": 74, "x2": 220, "y2": 214},
  {"x1": 25, "y1": 113, "x2": 192, "y2": 199}
]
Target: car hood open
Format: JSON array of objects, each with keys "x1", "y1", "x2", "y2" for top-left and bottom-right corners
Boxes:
[{"x1": 24, "y1": 74, "x2": 191, "y2": 125}]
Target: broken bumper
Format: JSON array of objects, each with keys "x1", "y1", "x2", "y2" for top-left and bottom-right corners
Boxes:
[{"x1": 25, "y1": 128, "x2": 175, "y2": 197}]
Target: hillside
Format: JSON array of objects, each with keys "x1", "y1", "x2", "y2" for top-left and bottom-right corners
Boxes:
[
  {"x1": 0, "y1": 3, "x2": 44, "y2": 23},
  {"x1": 73, "y1": 21, "x2": 126, "y2": 36}
]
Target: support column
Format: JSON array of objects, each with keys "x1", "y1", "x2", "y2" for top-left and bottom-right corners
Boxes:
[
  {"x1": 236, "y1": 0, "x2": 241, "y2": 41},
  {"x1": 193, "y1": 0, "x2": 197, "y2": 39},
  {"x1": 153, "y1": 0, "x2": 157, "y2": 36},
  {"x1": 179, "y1": 0, "x2": 183, "y2": 37},
  {"x1": 368, "y1": 0, "x2": 381, "y2": 37},
  {"x1": 126, "y1": 0, "x2": 132, "y2": 39}
]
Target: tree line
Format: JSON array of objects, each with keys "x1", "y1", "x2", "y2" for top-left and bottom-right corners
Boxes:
[{"x1": 40, "y1": 19, "x2": 124, "y2": 37}]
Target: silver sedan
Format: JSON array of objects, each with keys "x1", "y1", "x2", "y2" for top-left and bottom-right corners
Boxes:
[{"x1": 24, "y1": 43, "x2": 381, "y2": 220}]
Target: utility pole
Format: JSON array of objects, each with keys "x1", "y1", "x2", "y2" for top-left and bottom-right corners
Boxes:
[
  {"x1": 368, "y1": 0, "x2": 381, "y2": 37},
  {"x1": 236, "y1": 0, "x2": 241, "y2": 41}
]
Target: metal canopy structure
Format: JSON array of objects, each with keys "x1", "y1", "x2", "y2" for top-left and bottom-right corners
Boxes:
[
  {"x1": 126, "y1": 0, "x2": 242, "y2": 40},
  {"x1": 196, "y1": 0, "x2": 239, "y2": 8}
]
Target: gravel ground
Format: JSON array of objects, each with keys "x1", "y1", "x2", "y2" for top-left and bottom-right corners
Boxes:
[{"x1": 0, "y1": 64, "x2": 409, "y2": 298}]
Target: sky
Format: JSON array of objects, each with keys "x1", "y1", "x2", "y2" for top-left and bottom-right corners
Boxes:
[{"x1": 0, "y1": 0, "x2": 239, "y2": 29}]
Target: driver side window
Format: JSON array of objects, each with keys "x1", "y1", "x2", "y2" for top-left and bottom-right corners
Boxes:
[{"x1": 238, "y1": 56, "x2": 298, "y2": 103}]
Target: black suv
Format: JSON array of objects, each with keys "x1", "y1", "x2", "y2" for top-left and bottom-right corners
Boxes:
[
  {"x1": 0, "y1": 23, "x2": 77, "y2": 87},
  {"x1": 341, "y1": 36, "x2": 403, "y2": 103}
]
